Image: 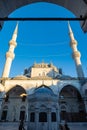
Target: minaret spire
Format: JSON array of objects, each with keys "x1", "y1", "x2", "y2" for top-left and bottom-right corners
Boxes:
[
  {"x1": 68, "y1": 22, "x2": 84, "y2": 78},
  {"x1": 68, "y1": 21, "x2": 75, "y2": 41},
  {"x1": 2, "y1": 23, "x2": 18, "y2": 78},
  {"x1": 12, "y1": 22, "x2": 18, "y2": 41}
]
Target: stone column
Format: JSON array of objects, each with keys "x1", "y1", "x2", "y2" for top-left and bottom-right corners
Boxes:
[
  {"x1": 35, "y1": 108, "x2": 39, "y2": 130},
  {"x1": 0, "y1": 92, "x2": 4, "y2": 111},
  {"x1": 0, "y1": 98, "x2": 2, "y2": 110},
  {"x1": 47, "y1": 108, "x2": 51, "y2": 130},
  {"x1": 56, "y1": 108, "x2": 60, "y2": 130},
  {"x1": 27, "y1": 108, "x2": 30, "y2": 130},
  {"x1": 0, "y1": 98, "x2": 3, "y2": 119},
  {"x1": 83, "y1": 98, "x2": 87, "y2": 120}
]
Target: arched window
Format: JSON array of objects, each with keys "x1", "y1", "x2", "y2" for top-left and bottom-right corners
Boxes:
[
  {"x1": 51, "y1": 112, "x2": 56, "y2": 122},
  {"x1": 1, "y1": 106, "x2": 8, "y2": 121},
  {"x1": 60, "y1": 105, "x2": 66, "y2": 121},
  {"x1": 4, "y1": 95, "x2": 9, "y2": 102},
  {"x1": 39, "y1": 112, "x2": 47, "y2": 122},
  {"x1": 22, "y1": 95, "x2": 26, "y2": 102},
  {"x1": 79, "y1": 105, "x2": 84, "y2": 112},
  {"x1": 19, "y1": 106, "x2": 26, "y2": 121},
  {"x1": 30, "y1": 112, "x2": 35, "y2": 122}
]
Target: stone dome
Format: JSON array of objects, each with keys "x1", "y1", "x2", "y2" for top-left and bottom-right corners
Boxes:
[
  {"x1": 34, "y1": 86, "x2": 54, "y2": 96},
  {"x1": 28, "y1": 85, "x2": 57, "y2": 105}
]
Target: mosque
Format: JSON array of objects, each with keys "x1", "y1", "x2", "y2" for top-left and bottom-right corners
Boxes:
[{"x1": 0, "y1": 23, "x2": 87, "y2": 130}]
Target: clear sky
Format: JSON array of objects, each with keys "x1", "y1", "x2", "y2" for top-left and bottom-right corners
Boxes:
[{"x1": 0, "y1": 2, "x2": 87, "y2": 77}]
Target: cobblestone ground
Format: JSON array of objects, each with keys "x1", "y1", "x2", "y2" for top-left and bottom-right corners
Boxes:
[{"x1": 0, "y1": 122, "x2": 87, "y2": 130}]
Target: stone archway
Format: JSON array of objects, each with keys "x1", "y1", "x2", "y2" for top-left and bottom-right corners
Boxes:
[
  {"x1": 0, "y1": 0, "x2": 87, "y2": 32},
  {"x1": 0, "y1": 85, "x2": 27, "y2": 122},
  {"x1": 59, "y1": 85, "x2": 86, "y2": 122}
]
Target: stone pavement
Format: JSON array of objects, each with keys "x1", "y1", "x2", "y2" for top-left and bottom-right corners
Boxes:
[
  {"x1": 0, "y1": 122, "x2": 87, "y2": 130},
  {"x1": 68, "y1": 123, "x2": 87, "y2": 130},
  {"x1": 0, "y1": 122, "x2": 27, "y2": 130}
]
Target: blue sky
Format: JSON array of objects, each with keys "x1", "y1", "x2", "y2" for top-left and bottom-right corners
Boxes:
[{"x1": 0, "y1": 2, "x2": 87, "y2": 77}]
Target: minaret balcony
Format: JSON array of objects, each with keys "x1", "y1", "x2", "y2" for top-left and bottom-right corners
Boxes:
[
  {"x1": 70, "y1": 40, "x2": 77, "y2": 46},
  {"x1": 6, "y1": 51, "x2": 15, "y2": 59},
  {"x1": 72, "y1": 51, "x2": 81, "y2": 58},
  {"x1": 9, "y1": 40, "x2": 17, "y2": 47}
]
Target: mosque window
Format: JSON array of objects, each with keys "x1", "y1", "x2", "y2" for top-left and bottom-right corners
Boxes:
[
  {"x1": 79, "y1": 105, "x2": 84, "y2": 112},
  {"x1": 39, "y1": 112, "x2": 47, "y2": 122},
  {"x1": 1, "y1": 110, "x2": 7, "y2": 121},
  {"x1": 30, "y1": 112, "x2": 35, "y2": 122},
  {"x1": 5, "y1": 95, "x2": 9, "y2": 102},
  {"x1": 1, "y1": 106, "x2": 8, "y2": 121},
  {"x1": 19, "y1": 106, "x2": 26, "y2": 120},
  {"x1": 19, "y1": 111, "x2": 25, "y2": 121},
  {"x1": 22, "y1": 95, "x2": 26, "y2": 102},
  {"x1": 51, "y1": 112, "x2": 56, "y2": 122}
]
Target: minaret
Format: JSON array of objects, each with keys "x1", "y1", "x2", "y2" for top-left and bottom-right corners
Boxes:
[
  {"x1": 68, "y1": 22, "x2": 84, "y2": 78},
  {"x1": 2, "y1": 23, "x2": 18, "y2": 78}
]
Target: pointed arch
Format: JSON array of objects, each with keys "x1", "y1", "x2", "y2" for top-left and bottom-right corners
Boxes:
[
  {"x1": 0, "y1": 1, "x2": 87, "y2": 32},
  {"x1": 0, "y1": 85, "x2": 27, "y2": 122},
  {"x1": 6, "y1": 84, "x2": 27, "y2": 97},
  {"x1": 34, "y1": 84, "x2": 54, "y2": 95},
  {"x1": 59, "y1": 85, "x2": 86, "y2": 122}
]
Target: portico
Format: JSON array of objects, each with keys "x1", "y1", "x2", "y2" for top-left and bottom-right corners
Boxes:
[{"x1": 27, "y1": 85, "x2": 59, "y2": 130}]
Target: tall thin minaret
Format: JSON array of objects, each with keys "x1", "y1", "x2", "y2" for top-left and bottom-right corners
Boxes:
[
  {"x1": 2, "y1": 23, "x2": 18, "y2": 78},
  {"x1": 68, "y1": 22, "x2": 84, "y2": 78}
]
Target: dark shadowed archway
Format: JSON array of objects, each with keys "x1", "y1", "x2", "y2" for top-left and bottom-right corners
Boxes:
[
  {"x1": 59, "y1": 85, "x2": 86, "y2": 122},
  {"x1": 0, "y1": 85, "x2": 27, "y2": 122},
  {"x1": 0, "y1": 0, "x2": 87, "y2": 32}
]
